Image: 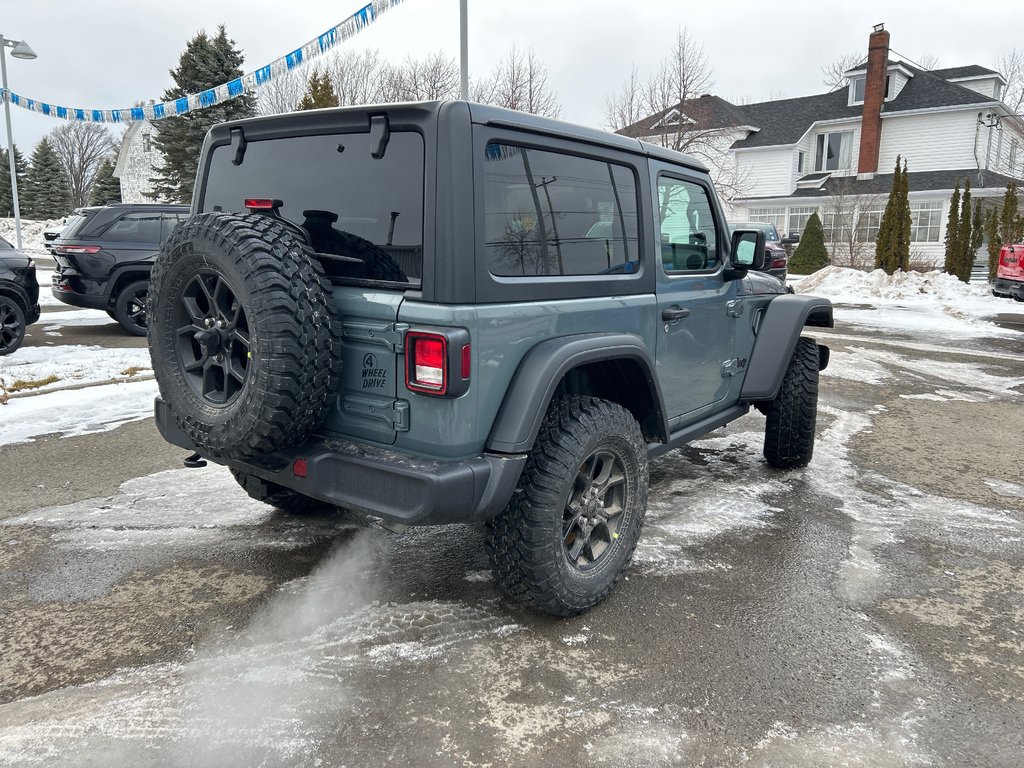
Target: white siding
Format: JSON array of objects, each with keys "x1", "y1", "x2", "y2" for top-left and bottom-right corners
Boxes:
[
  {"x1": 989, "y1": 122, "x2": 1024, "y2": 179},
  {"x1": 951, "y1": 77, "x2": 1000, "y2": 99},
  {"x1": 734, "y1": 147, "x2": 795, "y2": 198},
  {"x1": 877, "y1": 110, "x2": 982, "y2": 172}
]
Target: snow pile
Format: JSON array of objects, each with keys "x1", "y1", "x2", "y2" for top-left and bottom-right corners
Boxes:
[
  {"x1": 0, "y1": 217, "x2": 62, "y2": 259},
  {"x1": 796, "y1": 266, "x2": 1016, "y2": 339},
  {"x1": 797, "y1": 266, "x2": 996, "y2": 302}
]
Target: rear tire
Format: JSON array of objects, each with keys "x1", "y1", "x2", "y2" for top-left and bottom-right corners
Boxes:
[
  {"x1": 485, "y1": 396, "x2": 649, "y2": 616},
  {"x1": 763, "y1": 337, "x2": 820, "y2": 469},
  {"x1": 114, "y1": 280, "x2": 150, "y2": 336},
  {"x1": 0, "y1": 296, "x2": 26, "y2": 356},
  {"x1": 230, "y1": 469, "x2": 334, "y2": 514}
]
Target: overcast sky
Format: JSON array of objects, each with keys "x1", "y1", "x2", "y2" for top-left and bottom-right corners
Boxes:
[{"x1": 2, "y1": 0, "x2": 1021, "y2": 154}]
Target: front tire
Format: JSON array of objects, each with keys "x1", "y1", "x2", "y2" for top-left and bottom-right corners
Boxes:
[
  {"x1": 486, "y1": 396, "x2": 649, "y2": 616},
  {"x1": 763, "y1": 337, "x2": 820, "y2": 469}
]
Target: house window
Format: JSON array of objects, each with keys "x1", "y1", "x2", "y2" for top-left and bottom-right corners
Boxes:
[
  {"x1": 814, "y1": 131, "x2": 853, "y2": 172},
  {"x1": 142, "y1": 134, "x2": 151, "y2": 153},
  {"x1": 910, "y1": 201, "x2": 942, "y2": 242},
  {"x1": 787, "y1": 206, "x2": 819, "y2": 238},
  {"x1": 852, "y1": 77, "x2": 866, "y2": 103},
  {"x1": 855, "y1": 207, "x2": 886, "y2": 242},
  {"x1": 747, "y1": 207, "x2": 786, "y2": 231},
  {"x1": 821, "y1": 211, "x2": 852, "y2": 243},
  {"x1": 797, "y1": 151, "x2": 805, "y2": 174}
]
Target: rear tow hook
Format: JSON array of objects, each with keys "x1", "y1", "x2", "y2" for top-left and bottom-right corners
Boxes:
[{"x1": 183, "y1": 452, "x2": 208, "y2": 469}]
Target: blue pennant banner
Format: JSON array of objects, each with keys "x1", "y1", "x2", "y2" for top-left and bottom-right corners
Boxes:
[{"x1": 0, "y1": 0, "x2": 405, "y2": 123}]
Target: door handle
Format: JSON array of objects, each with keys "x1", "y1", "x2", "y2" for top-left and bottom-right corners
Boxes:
[{"x1": 662, "y1": 306, "x2": 690, "y2": 321}]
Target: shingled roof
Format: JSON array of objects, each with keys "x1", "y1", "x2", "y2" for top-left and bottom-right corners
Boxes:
[
  {"x1": 617, "y1": 62, "x2": 1004, "y2": 151},
  {"x1": 741, "y1": 169, "x2": 1019, "y2": 201}
]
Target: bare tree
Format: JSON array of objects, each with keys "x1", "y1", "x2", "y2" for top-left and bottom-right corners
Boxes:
[
  {"x1": 822, "y1": 52, "x2": 863, "y2": 91},
  {"x1": 385, "y1": 52, "x2": 461, "y2": 102},
  {"x1": 915, "y1": 52, "x2": 941, "y2": 71},
  {"x1": 824, "y1": 175, "x2": 886, "y2": 268},
  {"x1": 257, "y1": 67, "x2": 308, "y2": 115},
  {"x1": 325, "y1": 49, "x2": 389, "y2": 106},
  {"x1": 477, "y1": 45, "x2": 562, "y2": 118},
  {"x1": 47, "y1": 122, "x2": 116, "y2": 208},
  {"x1": 605, "y1": 26, "x2": 749, "y2": 201},
  {"x1": 997, "y1": 48, "x2": 1024, "y2": 115}
]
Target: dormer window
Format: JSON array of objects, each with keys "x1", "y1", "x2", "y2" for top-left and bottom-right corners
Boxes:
[
  {"x1": 654, "y1": 108, "x2": 682, "y2": 128},
  {"x1": 850, "y1": 73, "x2": 896, "y2": 105}
]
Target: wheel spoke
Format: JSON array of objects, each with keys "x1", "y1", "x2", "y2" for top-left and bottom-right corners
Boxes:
[{"x1": 568, "y1": 536, "x2": 586, "y2": 561}]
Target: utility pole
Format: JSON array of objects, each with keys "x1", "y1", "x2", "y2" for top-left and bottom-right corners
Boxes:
[{"x1": 459, "y1": 0, "x2": 468, "y2": 100}]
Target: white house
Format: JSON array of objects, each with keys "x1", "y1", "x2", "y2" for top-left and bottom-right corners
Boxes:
[
  {"x1": 112, "y1": 118, "x2": 161, "y2": 203},
  {"x1": 620, "y1": 25, "x2": 1024, "y2": 267}
]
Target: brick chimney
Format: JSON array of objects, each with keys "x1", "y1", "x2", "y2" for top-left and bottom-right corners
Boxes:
[{"x1": 857, "y1": 23, "x2": 890, "y2": 174}]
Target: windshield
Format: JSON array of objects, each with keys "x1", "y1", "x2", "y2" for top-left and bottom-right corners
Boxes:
[
  {"x1": 201, "y1": 131, "x2": 425, "y2": 286},
  {"x1": 731, "y1": 221, "x2": 780, "y2": 242}
]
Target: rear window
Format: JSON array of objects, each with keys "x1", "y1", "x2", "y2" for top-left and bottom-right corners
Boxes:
[
  {"x1": 59, "y1": 214, "x2": 90, "y2": 240},
  {"x1": 200, "y1": 131, "x2": 424, "y2": 285}
]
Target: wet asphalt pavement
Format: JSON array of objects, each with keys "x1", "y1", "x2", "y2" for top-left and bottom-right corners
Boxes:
[{"x1": 0, "y1": 301, "x2": 1023, "y2": 767}]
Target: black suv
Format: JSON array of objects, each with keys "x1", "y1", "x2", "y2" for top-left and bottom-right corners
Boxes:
[
  {"x1": 150, "y1": 102, "x2": 831, "y2": 616},
  {"x1": 0, "y1": 234, "x2": 40, "y2": 356},
  {"x1": 52, "y1": 203, "x2": 189, "y2": 335}
]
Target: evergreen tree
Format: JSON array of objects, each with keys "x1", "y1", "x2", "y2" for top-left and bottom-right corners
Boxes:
[
  {"x1": 985, "y1": 208, "x2": 1001, "y2": 281},
  {"x1": 895, "y1": 158, "x2": 911, "y2": 272},
  {"x1": 952, "y1": 179, "x2": 973, "y2": 282},
  {"x1": 789, "y1": 212, "x2": 830, "y2": 274},
  {"x1": 875, "y1": 155, "x2": 903, "y2": 274},
  {"x1": 1001, "y1": 181, "x2": 1023, "y2": 244},
  {"x1": 89, "y1": 159, "x2": 122, "y2": 205},
  {"x1": 22, "y1": 139, "x2": 71, "y2": 219},
  {"x1": 0, "y1": 146, "x2": 29, "y2": 218},
  {"x1": 149, "y1": 25, "x2": 255, "y2": 204},
  {"x1": 942, "y1": 182, "x2": 961, "y2": 276},
  {"x1": 297, "y1": 68, "x2": 340, "y2": 111},
  {"x1": 971, "y1": 199, "x2": 985, "y2": 255}
]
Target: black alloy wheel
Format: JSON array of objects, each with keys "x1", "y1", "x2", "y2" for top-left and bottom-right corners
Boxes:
[
  {"x1": 0, "y1": 297, "x2": 26, "y2": 356},
  {"x1": 113, "y1": 281, "x2": 151, "y2": 336},
  {"x1": 174, "y1": 269, "x2": 251, "y2": 406},
  {"x1": 563, "y1": 450, "x2": 628, "y2": 570}
]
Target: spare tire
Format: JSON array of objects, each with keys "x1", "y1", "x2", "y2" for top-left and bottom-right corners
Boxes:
[{"x1": 148, "y1": 212, "x2": 342, "y2": 460}]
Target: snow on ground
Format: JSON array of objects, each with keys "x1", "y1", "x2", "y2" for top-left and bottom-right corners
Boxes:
[
  {"x1": 40, "y1": 309, "x2": 118, "y2": 328},
  {"x1": 0, "y1": 217, "x2": 61, "y2": 260},
  {"x1": 34, "y1": 269, "x2": 62, "y2": 307},
  {"x1": 0, "y1": 379, "x2": 158, "y2": 447},
  {"x1": 796, "y1": 266, "x2": 1016, "y2": 339},
  {"x1": 0, "y1": 345, "x2": 151, "y2": 394}
]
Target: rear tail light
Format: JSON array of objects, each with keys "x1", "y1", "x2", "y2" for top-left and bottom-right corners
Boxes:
[
  {"x1": 770, "y1": 258, "x2": 788, "y2": 270},
  {"x1": 244, "y1": 198, "x2": 283, "y2": 212},
  {"x1": 407, "y1": 332, "x2": 447, "y2": 393},
  {"x1": 55, "y1": 245, "x2": 101, "y2": 255},
  {"x1": 405, "y1": 329, "x2": 472, "y2": 397}
]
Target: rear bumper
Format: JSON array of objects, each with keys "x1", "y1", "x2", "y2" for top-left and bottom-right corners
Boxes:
[
  {"x1": 51, "y1": 280, "x2": 108, "y2": 310},
  {"x1": 154, "y1": 397, "x2": 526, "y2": 526},
  {"x1": 992, "y1": 278, "x2": 1024, "y2": 299}
]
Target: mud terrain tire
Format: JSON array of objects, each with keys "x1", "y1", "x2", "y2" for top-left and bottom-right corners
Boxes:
[
  {"x1": 763, "y1": 337, "x2": 819, "y2": 469},
  {"x1": 149, "y1": 213, "x2": 342, "y2": 460},
  {"x1": 486, "y1": 396, "x2": 649, "y2": 616}
]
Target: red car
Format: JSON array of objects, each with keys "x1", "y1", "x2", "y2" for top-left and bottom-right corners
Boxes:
[{"x1": 992, "y1": 244, "x2": 1024, "y2": 301}]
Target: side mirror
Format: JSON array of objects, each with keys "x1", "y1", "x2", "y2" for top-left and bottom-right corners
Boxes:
[{"x1": 729, "y1": 228, "x2": 767, "y2": 276}]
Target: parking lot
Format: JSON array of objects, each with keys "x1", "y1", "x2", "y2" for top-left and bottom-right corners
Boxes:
[{"x1": 1, "y1": 265, "x2": 1023, "y2": 767}]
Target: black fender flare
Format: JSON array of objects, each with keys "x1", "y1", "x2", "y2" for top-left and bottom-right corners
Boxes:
[
  {"x1": 0, "y1": 282, "x2": 32, "y2": 314},
  {"x1": 740, "y1": 294, "x2": 833, "y2": 401},
  {"x1": 105, "y1": 264, "x2": 154, "y2": 304},
  {"x1": 486, "y1": 333, "x2": 668, "y2": 454}
]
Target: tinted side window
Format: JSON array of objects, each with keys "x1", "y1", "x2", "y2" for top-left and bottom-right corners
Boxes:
[
  {"x1": 102, "y1": 212, "x2": 162, "y2": 243},
  {"x1": 161, "y1": 213, "x2": 188, "y2": 241},
  {"x1": 483, "y1": 143, "x2": 639, "y2": 277},
  {"x1": 657, "y1": 176, "x2": 719, "y2": 273},
  {"x1": 201, "y1": 132, "x2": 424, "y2": 285}
]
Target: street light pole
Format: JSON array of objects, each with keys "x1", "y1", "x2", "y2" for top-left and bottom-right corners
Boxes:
[
  {"x1": 1, "y1": 34, "x2": 37, "y2": 252},
  {"x1": 459, "y1": 0, "x2": 468, "y2": 100}
]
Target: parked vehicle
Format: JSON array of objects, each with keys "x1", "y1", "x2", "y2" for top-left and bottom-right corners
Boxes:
[
  {"x1": 729, "y1": 221, "x2": 789, "y2": 281},
  {"x1": 51, "y1": 203, "x2": 189, "y2": 335},
  {"x1": 43, "y1": 220, "x2": 67, "y2": 253},
  {"x1": 0, "y1": 235, "x2": 40, "y2": 356},
  {"x1": 148, "y1": 102, "x2": 832, "y2": 616},
  {"x1": 991, "y1": 244, "x2": 1024, "y2": 300}
]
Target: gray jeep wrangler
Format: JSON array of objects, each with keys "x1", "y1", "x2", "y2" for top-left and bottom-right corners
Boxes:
[{"x1": 148, "y1": 101, "x2": 832, "y2": 616}]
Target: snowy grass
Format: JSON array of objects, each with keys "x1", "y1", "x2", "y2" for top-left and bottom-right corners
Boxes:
[
  {"x1": 0, "y1": 379, "x2": 158, "y2": 446},
  {"x1": 0, "y1": 345, "x2": 151, "y2": 395}
]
